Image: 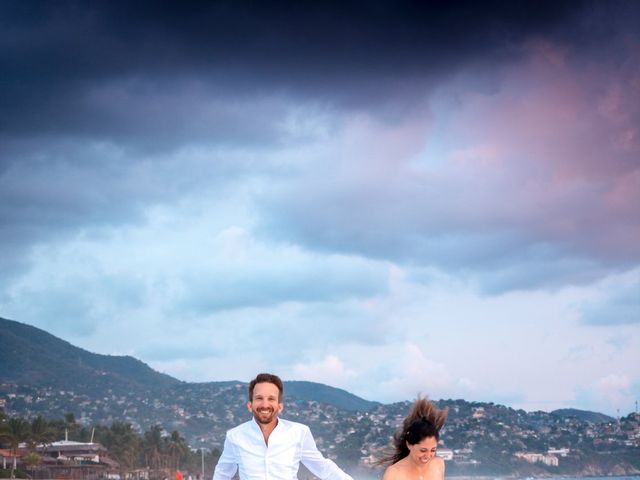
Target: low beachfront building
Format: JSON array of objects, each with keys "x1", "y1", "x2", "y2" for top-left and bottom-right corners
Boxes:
[
  {"x1": 547, "y1": 447, "x2": 570, "y2": 457},
  {"x1": 35, "y1": 440, "x2": 119, "y2": 480},
  {"x1": 436, "y1": 448, "x2": 453, "y2": 460},
  {"x1": 515, "y1": 451, "x2": 559, "y2": 467}
]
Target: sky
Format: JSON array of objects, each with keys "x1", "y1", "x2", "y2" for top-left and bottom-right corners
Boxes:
[{"x1": 1, "y1": 0, "x2": 639, "y2": 417}]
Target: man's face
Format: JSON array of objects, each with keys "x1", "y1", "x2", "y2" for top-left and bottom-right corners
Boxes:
[{"x1": 248, "y1": 382, "x2": 283, "y2": 425}]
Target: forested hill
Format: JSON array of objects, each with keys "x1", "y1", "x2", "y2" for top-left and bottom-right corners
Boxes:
[
  {"x1": 0, "y1": 317, "x2": 181, "y2": 394},
  {"x1": 285, "y1": 381, "x2": 379, "y2": 411},
  {"x1": 0, "y1": 317, "x2": 378, "y2": 411},
  {"x1": 551, "y1": 408, "x2": 614, "y2": 424}
]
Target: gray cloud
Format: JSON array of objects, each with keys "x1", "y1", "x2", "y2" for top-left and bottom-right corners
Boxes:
[
  {"x1": 2, "y1": 268, "x2": 147, "y2": 338},
  {"x1": 137, "y1": 298, "x2": 393, "y2": 364},
  {"x1": 581, "y1": 283, "x2": 640, "y2": 325},
  {"x1": 258, "y1": 160, "x2": 637, "y2": 291},
  {"x1": 0, "y1": 136, "x2": 274, "y2": 286},
  {"x1": 175, "y1": 256, "x2": 388, "y2": 314},
  {"x1": 138, "y1": 341, "x2": 224, "y2": 362},
  {"x1": 2, "y1": 0, "x2": 637, "y2": 294}
]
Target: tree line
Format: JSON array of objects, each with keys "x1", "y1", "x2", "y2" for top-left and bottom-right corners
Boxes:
[{"x1": 0, "y1": 409, "x2": 220, "y2": 479}]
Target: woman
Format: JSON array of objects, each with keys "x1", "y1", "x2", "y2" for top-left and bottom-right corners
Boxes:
[{"x1": 380, "y1": 397, "x2": 448, "y2": 480}]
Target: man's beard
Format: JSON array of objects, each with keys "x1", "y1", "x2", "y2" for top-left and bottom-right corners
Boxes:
[{"x1": 253, "y1": 408, "x2": 278, "y2": 424}]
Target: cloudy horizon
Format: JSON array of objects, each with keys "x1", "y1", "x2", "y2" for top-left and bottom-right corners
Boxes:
[{"x1": 1, "y1": 0, "x2": 638, "y2": 416}]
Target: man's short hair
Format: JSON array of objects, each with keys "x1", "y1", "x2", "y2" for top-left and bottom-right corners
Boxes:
[{"x1": 248, "y1": 373, "x2": 284, "y2": 402}]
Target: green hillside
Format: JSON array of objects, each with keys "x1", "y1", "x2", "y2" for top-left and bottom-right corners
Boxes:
[
  {"x1": 286, "y1": 380, "x2": 378, "y2": 411},
  {"x1": 0, "y1": 318, "x2": 378, "y2": 412},
  {"x1": 0, "y1": 317, "x2": 180, "y2": 394},
  {"x1": 551, "y1": 408, "x2": 614, "y2": 423}
]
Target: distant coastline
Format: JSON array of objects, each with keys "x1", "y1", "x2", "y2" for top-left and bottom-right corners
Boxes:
[
  {"x1": 447, "y1": 476, "x2": 640, "y2": 480},
  {"x1": 446, "y1": 477, "x2": 640, "y2": 480}
]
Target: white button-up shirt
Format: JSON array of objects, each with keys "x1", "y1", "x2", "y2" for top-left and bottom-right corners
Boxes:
[{"x1": 212, "y1": 418, "x2": 353, "y2": 480}]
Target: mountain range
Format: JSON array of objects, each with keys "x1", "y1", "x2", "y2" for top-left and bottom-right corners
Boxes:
[
  {"x1": 2, "y1": 317, "x2": 639, "y2": 477},
  {"x1": 0, "y1": 317, "x2": 378, "y2": 411},
  {"x1": 0, "y1": 316, "x2": 612, "y2": 420}
]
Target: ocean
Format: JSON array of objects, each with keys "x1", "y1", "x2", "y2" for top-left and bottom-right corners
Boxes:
[{"x1": 511, "y1": 477, "x2": 640, "y2": 480}]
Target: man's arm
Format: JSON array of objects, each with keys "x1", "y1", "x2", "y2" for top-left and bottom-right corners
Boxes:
[
  {"x1": 299, "y1": 426, "x2": 353, "y2": 480},
  {"x1": 212, "y1": 434, "x2": 239, "y2": 480}
]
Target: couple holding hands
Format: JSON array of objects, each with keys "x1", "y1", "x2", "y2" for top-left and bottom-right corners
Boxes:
[{"x1": 212, "y1": 373, "x2": 448, "y2": 480}]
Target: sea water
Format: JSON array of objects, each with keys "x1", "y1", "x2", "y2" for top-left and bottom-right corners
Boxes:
[{"x1": 514, "y1": 477, "x2": 640, "y2": 480}]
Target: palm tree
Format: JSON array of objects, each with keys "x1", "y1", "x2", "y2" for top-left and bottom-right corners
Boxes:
[
  {"x1": 166, "y1": 431, "x2": 188, "y2": 472},
  {"x1": 23, "y1": 452, "x2": 42, "y2": 479},
  {"x1": 30, "y1": 416, "x2": 55, "y2": 447},
  {"x1": 109, "y1": 421, "x2": 141, "y2": 474},
  {"x1": 64, "y1": 412, "x2": 80, "y2": 440},
  {"x1": 143, "y1": 425, "x2": 165, "y2": 475},
  {"x1": 0, "y1": 417, "x2": 30, "y2": 475}
]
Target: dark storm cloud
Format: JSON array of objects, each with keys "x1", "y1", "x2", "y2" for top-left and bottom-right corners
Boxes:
[
  {"x1": 0, "y1": 0, "x2": 609, "y2": 283},
  {"x1": 0, "y1": 0, "x2": 603, "y2": 144},
  {"x1": 1, "y1": 0, "x2": 637, "y2": 292}
]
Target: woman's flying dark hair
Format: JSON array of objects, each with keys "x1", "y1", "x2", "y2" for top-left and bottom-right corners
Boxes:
[{"x1": 379, "y1": 396, "x2": 448, "y2": 465}]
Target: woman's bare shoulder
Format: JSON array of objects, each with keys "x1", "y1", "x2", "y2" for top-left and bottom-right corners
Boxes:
[
  {"x1": 383, "y1": 462, "x2": 409, "y2": 480},
  {"x1": 428, "y1": 457, "x2": 445, "y2": 479},
  {"x1": 382, "y1": 464, "x2": 398, "y2": 480}
]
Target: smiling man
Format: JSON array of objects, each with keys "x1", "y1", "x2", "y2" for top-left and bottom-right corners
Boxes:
[{"x1": 212, "y1": 373, "x2": 353, "y2": 480}]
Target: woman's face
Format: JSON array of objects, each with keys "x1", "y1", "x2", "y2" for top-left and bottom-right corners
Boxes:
[{"x1": 407, "y1": 436, "x2": 438, "y2": 465}]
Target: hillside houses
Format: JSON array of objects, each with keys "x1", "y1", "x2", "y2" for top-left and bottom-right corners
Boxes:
[{"x1": 2, "y1": 382, "x2": 639, "y2": 477}]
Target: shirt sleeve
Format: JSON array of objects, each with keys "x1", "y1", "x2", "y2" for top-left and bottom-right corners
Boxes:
[
  {"x1": 299, "y1": 426, "x2": 353, "y2": 480},
  {"x1": 212, "y1": 433, "x2": 239, "y2": 480}
]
